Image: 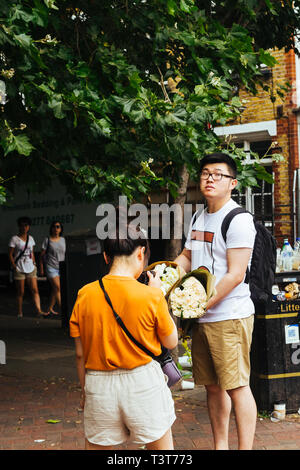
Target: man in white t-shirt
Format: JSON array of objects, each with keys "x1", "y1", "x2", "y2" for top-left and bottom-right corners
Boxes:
[{"x1": 175, "y1": 153, "x2": 257, "y2": 450}]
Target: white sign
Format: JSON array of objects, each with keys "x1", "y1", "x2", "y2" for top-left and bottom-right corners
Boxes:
[
  {"x1": 85, "y1": 238, "x2": 101, "y2": 256},
  {"x1": 285, "y1": 324, "x2": 300, "y2": 344}
]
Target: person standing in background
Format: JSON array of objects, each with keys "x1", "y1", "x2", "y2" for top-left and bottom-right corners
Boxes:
[
  {"x1": 8, "y1": 216, "x2": 45, "y2": 318},
  {"x1": 40, "y1": 221, "x2": 66, "y2": 316}
]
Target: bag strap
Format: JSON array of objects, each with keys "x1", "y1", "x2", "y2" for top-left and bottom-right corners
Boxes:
[
  {"x1": 98, "y1": 277, "x2": 156, "y2": 359},
  {"x1": 14, "y1": 235, "x2": 29, "y2": 264},
  {"x1": 221, "y1": 207, "x2": 252, "y2": 242}
]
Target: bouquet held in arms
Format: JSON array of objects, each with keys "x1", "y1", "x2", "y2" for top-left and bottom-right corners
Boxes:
[
  {"x1": 144, "y1": 261, "x2": 186, "y2": 296},
  {"x1": 169, "y1": 269, "x2": 216, "y2": 320}
]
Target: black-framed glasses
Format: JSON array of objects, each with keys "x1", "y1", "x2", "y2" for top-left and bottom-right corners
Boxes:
[
  {"x1": 200, "y1": 170, "x2": 235, "y2": 182},
  {"x1": 54, "y1": 224, "x2": 61, "y2": 228}
]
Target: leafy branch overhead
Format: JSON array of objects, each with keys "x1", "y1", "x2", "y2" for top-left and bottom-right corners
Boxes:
[{"x1": 0, "y1": 0, "x2": 299, "y2": 202}]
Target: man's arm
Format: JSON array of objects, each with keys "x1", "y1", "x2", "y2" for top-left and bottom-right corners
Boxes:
[
  {"x1": 206, "y1": 247, "x2": 252, "y2": 310},
  {"x1": 174, "y1": 248, "x2": 191, "y2": 272}
]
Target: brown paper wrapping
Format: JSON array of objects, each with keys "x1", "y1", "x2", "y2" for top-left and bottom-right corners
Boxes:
[
  {"x1": 167, "y1": 269, "x2": 216, "y2": 319},
  {"x1": 145, "y1": 260, "x2": 186, "y2": 296}
]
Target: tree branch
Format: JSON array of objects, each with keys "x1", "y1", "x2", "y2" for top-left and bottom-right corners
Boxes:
[
  {"x1": 39, "y1": 155, "x2": 76, "y2": 175},
  {"x1": 157, "y1": 66, "x2": 171, "y2": 103}
]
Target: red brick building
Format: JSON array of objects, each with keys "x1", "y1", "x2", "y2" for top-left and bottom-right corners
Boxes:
[{"x1": 214, "y1": 46, "x2": 300, "y2": 248}]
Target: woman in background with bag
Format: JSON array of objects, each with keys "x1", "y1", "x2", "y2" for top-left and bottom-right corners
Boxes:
[
  {"x1": 40, "y1": 220, "x2": 66, "y2": 316},
  {"x1": 8, "y1": 216, "x2": 45, "y2": 318},
  {"x1": 69, "y1": 220, "x2": 178, "y2": 450}
]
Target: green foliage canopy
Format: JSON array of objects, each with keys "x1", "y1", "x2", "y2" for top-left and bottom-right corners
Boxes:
[{"x1": 0, "y1": 0, "x2": 299, "y2": 203}]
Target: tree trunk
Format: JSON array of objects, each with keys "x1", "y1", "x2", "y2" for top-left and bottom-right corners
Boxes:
[
  {"x1": 164, "y1": 164, "x2": 190, "y2": 368},
  {"x1": 164, "y1": 163, "x2": 190, "y2": 260}
]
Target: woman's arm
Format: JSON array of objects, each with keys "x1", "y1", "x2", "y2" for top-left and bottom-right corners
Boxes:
[
  {"x1": 8, "y1": 247, "x2": 16, "y2": 269},
  {"x1": 39, "y1": 249, "x2": 46, "y2": 275},
  {"x1": 74, "y1": 337, "x2": 86, "y2": 409},
  {"x1": 158, "y1": 324, "x2": 178, "y2": 350}
]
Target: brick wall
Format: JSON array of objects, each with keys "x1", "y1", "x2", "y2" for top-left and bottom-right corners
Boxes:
[{"x1": 235, "y1": 48, "x2": 299, "y2": 245}]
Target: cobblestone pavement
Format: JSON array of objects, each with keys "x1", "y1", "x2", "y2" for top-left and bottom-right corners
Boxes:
[
  {"x1": 1, "y1": 373, "x2": 300, "y2": 451},
  {"x1": 1, "y1": 292, "x2": 300, "y2": 451}
]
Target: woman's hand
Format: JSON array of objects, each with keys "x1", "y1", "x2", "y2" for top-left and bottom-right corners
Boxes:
[{"x1": 147, "y1": 271, "x2": 161, "y2": 288}]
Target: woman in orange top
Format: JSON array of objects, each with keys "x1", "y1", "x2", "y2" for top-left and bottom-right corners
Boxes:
[{"x1": 69, "y1": 223, "x2": 178, "y2": 450}]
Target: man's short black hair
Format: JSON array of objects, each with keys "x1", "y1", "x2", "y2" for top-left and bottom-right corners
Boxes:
[{"x1": 199, "y1": 152, "x2": 237, "y2": 178}]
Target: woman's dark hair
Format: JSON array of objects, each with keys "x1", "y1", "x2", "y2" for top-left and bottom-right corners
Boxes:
[
  {"x1": 49, "y1": 220, "x2": 64, "y2": 236},
  {"x1": 199, "y1": 152, "x2": 237, "y2": 178},
  {"x1": 17, "y1": 216, "x2": 32, "y2": 226},
  {"x1": 102, "y1": 219, "x2": 150, "y2": 262}
]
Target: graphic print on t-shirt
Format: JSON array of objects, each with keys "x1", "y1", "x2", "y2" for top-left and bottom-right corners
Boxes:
[
  {"x1": 191, "y1": 230, "x2": 214, "y2": 272},
  {"x1": 191, "y1": 230, "x2": 214, "y2": 243}
]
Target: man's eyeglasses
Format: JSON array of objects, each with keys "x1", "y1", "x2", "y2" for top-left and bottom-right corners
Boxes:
[
  {"x1": 54, "y1": 224, "x2": 61, "y2": 228},
  {"x1": 200, "y1": 170, "x2": 235, "y2": 182}
]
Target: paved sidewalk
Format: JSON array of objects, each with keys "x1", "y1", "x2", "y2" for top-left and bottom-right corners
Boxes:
[{"x1": 1, "y1": 297, "x2": 300, "y2": 450}]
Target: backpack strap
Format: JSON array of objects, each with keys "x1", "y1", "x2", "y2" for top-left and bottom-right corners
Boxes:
[
  {"x1": 221, "y1": 207, "x2": 252, "y2": 284},
  {"x1": 221, "y1": 207, "x2": 250, "y2": 242}
]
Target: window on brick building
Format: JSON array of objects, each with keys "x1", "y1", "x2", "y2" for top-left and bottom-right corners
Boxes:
[{"x1": 232, "y1": 140, "x2": 274, "y2": 231}]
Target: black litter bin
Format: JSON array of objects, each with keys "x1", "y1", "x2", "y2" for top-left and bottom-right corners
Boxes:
[
  {"x1": 250, "y1": 271, "x2": 300, "y2": 413},
  {"x1": 60, "y1": 230, "x2": 108, "y2": 328}
]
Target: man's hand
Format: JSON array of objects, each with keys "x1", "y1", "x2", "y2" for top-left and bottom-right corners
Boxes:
[{"x1": 174, "y1": 248, "x2": 191, "y2": 273}]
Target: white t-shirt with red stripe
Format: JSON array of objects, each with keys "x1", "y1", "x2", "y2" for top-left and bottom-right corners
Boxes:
[{"x1": 185, "y1": 199, "x2": 256, "y2": 322}]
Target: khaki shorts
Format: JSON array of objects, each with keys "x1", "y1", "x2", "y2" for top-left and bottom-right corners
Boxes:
[
  {"x1": 14, "y1": 266, "x2": 37, "y2": 281},
  {"x1": 191, "y1": 315, "x2": 254, "y2": 390},
  {"x1": 84, "y1": 360, "x2": 176, "y2": 446}
]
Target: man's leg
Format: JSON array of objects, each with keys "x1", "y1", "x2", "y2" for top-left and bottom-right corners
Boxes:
[
  {"x1": 227, "y1": 385, "x2": 257, "y2": 450},
  {"x1": 205, "y1": 384, "x2": 232, "y2": 450}
]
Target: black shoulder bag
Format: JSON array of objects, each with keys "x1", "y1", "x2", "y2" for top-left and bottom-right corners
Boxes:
[{"x1": 98, "y1": 277, "x2": 182, "y2": 388}]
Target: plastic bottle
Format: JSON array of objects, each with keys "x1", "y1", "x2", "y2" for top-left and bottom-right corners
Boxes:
[
  {"x1": 293, "y1": 238, "x2": 300, "y2": 270},
  {"x1": 276, "y1": 248, "x2": 282, "y2": 272},
  {"x1": 294, "y1": 237, "x2": 300, "y2": 251},
  {"x1": 281, "y1": 239, "x2": 294, "y2": 271}
]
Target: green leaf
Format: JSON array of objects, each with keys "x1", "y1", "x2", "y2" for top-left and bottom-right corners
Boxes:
[
  {"x1": 14, "y1": 33, "x2": 32, "y2": 48},
  {"x1": 3, "y1": 134, "x2": 34, "y2": 157},
  {"x1": 167, "y1": 0, "x2": 177, "y2": 15},
  {"x1": 43, "y1": 0, "x2": 58, "y2": 10},
  {"x1": 48, "y1": 96, "x2": 65, "y2": 119}
]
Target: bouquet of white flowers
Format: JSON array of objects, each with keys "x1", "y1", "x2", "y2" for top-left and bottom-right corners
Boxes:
[
  {"x1": 168, "y1": 269, "x2": 216, "y2": 320},
  {"x1": 145, "y1": 261, "x2": 186, "y2": 296}
]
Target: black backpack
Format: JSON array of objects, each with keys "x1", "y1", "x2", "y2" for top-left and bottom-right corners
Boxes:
[{"x1": 221, "y1": 207, "x2": 277, "y2": 312}]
